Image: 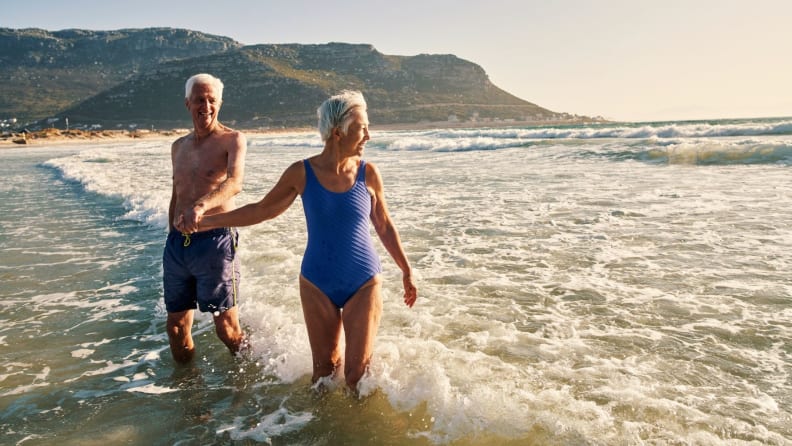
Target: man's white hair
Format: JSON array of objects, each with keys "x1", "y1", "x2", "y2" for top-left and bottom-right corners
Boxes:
[{"x1": 185, "y1": 73, "x2": 224, "y2": 101}]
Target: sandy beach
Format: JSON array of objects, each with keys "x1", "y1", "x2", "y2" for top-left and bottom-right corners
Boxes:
[
  {"x1": 0, "y1": 128, "x2": 179, "y2": 148},
  {"x1": 0, "y1": 127, "x2": 315, "y2": 148}
]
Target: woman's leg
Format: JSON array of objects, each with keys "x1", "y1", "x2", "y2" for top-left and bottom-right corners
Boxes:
[
  {"x1": 341, "y1": 275, "x2": 383, "y2": 389},
  {"x1": 299, "y1": 275, "x2": 343, "y2": 382}
]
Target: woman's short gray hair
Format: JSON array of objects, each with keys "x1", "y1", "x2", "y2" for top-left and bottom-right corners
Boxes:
[
  {"x1": 317, "y1": 90, "x2": 367, "y2": 141},
  {"x1": 185, "y1": 73, "x2": 224, "y2": 101}
]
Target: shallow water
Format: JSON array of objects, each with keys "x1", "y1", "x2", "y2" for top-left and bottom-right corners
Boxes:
[{"x1": 1, "y1": 119, "x2": 791, "y2": 445}]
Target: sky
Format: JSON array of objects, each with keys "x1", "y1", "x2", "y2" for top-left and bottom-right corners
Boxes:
[{"x1": 3, "y1": 0, "x2": 791, "y2": 122}]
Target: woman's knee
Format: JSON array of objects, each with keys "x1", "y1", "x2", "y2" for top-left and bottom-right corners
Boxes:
[
  {"x1": 344, "y1": 361, "x2": 369, "y2": 388},
  {"x1": 312, "y1": 356, "x2": 341, "y2": 381}
]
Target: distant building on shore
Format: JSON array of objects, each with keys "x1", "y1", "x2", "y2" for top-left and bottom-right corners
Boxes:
[{"x1": 1, "y1": 118, "x2": 18, "y2": 129}]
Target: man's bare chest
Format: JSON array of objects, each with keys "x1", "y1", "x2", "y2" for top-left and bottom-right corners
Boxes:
[{"x1": 174, "y1": 147, "x2": 227, "y2": 181}]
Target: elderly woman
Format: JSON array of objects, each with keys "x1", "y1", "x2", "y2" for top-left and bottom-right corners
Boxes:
[{"x1": 193, "y1": 90, "x2": 417, "y2": 389}]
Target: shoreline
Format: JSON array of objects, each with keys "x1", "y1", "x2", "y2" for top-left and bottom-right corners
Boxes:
[
  {"x1": 0, "y1": 118, "x2": 601, "y2": 149},
  {"x1": 0, "y1": 127, "x2": 316, "y2": 149},
  {"x1": 0, "y1": 128, "x2": 179, "y2": 148}
]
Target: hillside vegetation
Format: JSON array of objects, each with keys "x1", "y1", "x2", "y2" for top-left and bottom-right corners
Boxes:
[{"x1": 1, "y1": 27, "x2": 564, "y2": 129}]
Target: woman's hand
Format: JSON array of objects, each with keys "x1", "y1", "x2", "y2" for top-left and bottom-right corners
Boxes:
[{"x1": 403, "y1": 272, "x2": 417, "y2": 308}]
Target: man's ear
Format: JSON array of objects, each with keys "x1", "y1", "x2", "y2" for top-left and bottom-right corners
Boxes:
[{"x1": 185, "y1": 99, "x2": 190, "y2": 110}]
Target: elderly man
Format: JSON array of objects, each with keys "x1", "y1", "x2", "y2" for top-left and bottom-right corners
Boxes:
[{"x1": 163, "y1": 73, "x2": 247, "y2": 363}]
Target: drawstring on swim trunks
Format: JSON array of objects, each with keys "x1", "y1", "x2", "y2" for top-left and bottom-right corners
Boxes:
[{"x1": 178, "y1": 228, "x2": 232, "y2": 248}]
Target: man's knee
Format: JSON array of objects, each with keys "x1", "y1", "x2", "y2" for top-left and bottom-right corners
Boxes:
[
  {"x1": 167, "y1": 314, "x2": 195, "y2": 363},
  {"x1": 215, "y1": 324, "x2": 243, "y2": 347},
  {"x1": 167, "y1": 321, "x2": 184, "y2": 339},
  {"x1": 214, "y1": 310, "x2": 244, "y2": 352},
  {"x1": 167, "y1": 312, "x2": 191, "y2": 339}
]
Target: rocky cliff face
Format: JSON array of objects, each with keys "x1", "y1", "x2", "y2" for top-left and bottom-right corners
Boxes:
[
  {"x1": 0, "y1": 28, "x2": 239, "y2": 67},
  {"x1": 0, "y1": 28, "x2": 240, "y2": 123},
  {"x1": 0, "y1": 28, "x2": 556, "y2": 128}
]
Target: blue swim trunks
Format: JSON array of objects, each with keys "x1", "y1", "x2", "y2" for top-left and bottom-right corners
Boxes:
[{"x1": 162, "y1": 227, "x2": 240, "y2": 314}]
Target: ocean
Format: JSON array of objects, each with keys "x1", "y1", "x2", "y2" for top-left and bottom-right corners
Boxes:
[{"x1": 1, "y1": 117, "x2": 791, "y2": 445}]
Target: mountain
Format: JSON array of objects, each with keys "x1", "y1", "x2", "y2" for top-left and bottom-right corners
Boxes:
[
  {"x1": 0, "y1": 28, "x2": 240, "y2": 124},
  {"x1": 0, "y1": 28, "x2": 564, "y2": 129}
]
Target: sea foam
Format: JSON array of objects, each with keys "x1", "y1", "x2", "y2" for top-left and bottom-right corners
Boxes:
[{"x1": 11, "y1": 119, "x2": 790, "y2": 444}]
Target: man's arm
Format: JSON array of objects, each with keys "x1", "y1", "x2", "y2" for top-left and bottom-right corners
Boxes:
[
  {"x1": 168, "y1": 139, "x2": 180, "y2": 231},
  {"x1": 168, "y1": 182, "x2": 177, "y2": 231}
]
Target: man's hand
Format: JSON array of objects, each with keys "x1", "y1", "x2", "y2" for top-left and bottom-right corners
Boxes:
[
  {"x1": 175, "y1": 203, "x2": 205, "y2": 233},
  {"x1": 172, "y1": 213, "x2": 184, "y2": 232}
]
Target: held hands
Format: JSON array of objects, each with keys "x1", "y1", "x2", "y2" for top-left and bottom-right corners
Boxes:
[{"x1": 174, "y1": 204, "x2": 205, "y2": 234}]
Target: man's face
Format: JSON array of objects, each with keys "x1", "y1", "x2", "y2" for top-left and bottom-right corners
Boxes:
[{"x1": 186, "y1": 82, "x2": 222, "y2": 130}]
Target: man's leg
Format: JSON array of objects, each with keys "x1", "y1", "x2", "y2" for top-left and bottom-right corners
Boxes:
[
  {"x1": 167, "y1": 309, "x2": 195, "y2": 363},
  {"x1": 299, "y1": 276, "x2": 343, "y2": 382},
  {"x1": 341, "y1": 276, "x2": 383, "y2": 389},
  {"x1": 213, "y1": 306, "x2": 245, "y2": 356}
]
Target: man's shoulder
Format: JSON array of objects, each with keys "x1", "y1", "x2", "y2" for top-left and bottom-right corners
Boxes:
[
  {"x1": 172, "y1": 133, "x2": 193, "y2": 150},
  {"x1": 175, "y1": 133, "x2": 192, "y2": 142},
  {"x1": 217, "y1": 124, "x2": 243, "y2": 137},
  {"x1": 217, "y1": 126, "x2": 246, "y2": 146}
]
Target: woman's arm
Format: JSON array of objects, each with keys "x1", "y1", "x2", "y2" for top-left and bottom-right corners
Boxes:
[
  {"x1": 199, "y1": 160, "x2": 304, "y2": 231},
  {"x1": 367, "y1": 162, "x2": 418, "y2": 308}
]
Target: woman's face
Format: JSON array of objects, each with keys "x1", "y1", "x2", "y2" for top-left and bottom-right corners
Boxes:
[{"x1": 338, "y1": 108, "x2": 370, "y2": 157}]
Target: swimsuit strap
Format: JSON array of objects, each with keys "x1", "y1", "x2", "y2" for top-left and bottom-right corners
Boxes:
[{"x1": 303, "y1": 158, "x2": 366, "y2": 193}]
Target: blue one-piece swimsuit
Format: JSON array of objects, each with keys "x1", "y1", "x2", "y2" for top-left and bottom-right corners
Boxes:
[{"x1": 300, "y1": 159, "x2": 382, "y2": 308}]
